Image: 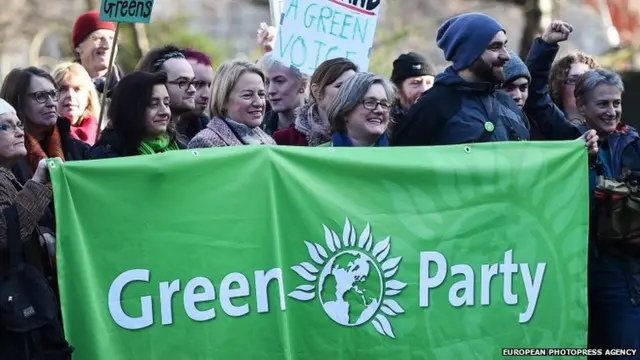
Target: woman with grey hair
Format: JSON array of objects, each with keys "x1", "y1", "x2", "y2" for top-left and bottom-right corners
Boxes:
[
  {"x1": 322, "y1": 72, "x2": 395, "y2": 147},
  {"x1": 576, "y1": 68, "x2": 640, "y2": 352},
  {"x1": 257, "y1": 53, "x2": 309, "y2": 135}
]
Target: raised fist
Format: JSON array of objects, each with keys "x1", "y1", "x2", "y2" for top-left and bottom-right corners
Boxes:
[{"x1": 541, "y1": 20, "x2": 573, "y2": 44}]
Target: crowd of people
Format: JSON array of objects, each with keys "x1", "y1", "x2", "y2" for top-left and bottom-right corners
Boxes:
[{"x1": 0, "y1": 8, "x2": 636, "y2": 359}]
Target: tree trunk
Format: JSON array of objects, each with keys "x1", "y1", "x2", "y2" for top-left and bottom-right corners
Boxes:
[
  {"x1": 519, "y1": 0, "x2": 542, "y2": 59},
  {"x1": 85, "y1": 0, "x2": 99, "y2": 10},
  {"x1": 131, "y1": 23, "x2": 150, "y2": 60}
]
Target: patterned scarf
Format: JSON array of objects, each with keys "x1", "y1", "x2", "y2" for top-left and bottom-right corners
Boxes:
[
  {"x1": 331, "y1": 131, "x2": 389, "y2": 147},
  {"x1": 294, "y1": 103, "x2": 331, "y2": 146},
  {"x1": 138, "y1": 135, "x2": 180, "y2": 155},
  {"x1": 223, "y1": 118, "x2": 275, "y2": 145},
  {"x1": 25, "y1": 126, "x2": 65, "y2": 176}
]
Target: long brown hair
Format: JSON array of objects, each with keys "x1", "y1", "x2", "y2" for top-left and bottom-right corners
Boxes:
[
  {"x1": 310, "y1": 58, "x2": 358, "y2": 103},
  {"x1": 107, "y1": 71, "x2": 173, "y2": 155},
  {"x1": 0, "y1": 67, "x2": 57, "y2": 124}
]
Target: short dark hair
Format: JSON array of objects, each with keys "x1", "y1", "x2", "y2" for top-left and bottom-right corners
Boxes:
[
  {"x1": 107, "y1": 71, "x2": 170, "y2": 155},
  {"x1": 134, "y1": 44, "x2": 184, "y2": 73},
  {"x1": 0, "y1": 67, "x2": 57, "y2": 124}
]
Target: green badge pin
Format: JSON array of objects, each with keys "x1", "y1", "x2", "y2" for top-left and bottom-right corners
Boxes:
[{"x1": 484, "y1": 122, "x2": 495, "y2": 132}]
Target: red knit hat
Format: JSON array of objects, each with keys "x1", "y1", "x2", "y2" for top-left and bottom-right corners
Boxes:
[{"x1": 72, "y1": 10, "x2": 117, "y2": 48}]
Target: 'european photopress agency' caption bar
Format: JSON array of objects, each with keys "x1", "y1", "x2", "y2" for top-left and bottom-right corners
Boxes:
[{"x1": 503, "y1": 348, "x2": 638, "y2": 357}]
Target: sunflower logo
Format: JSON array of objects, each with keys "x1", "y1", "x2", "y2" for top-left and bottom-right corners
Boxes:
[{"x1": 288, "y1": 218, "x2": 406, "y2": 339}]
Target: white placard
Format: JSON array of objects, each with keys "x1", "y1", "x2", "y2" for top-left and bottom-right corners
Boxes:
[{"x1": 273, "y1": 0, "x2": 381, "y2": 75}]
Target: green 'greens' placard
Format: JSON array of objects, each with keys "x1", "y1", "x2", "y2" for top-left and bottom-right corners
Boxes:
[{"x1": 99, "y1": 0, "x2": 154, "y2": 23}]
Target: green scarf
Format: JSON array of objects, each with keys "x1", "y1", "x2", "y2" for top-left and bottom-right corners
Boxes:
[{"x1": 138, "y1": 135, "x2": 180, "y2": 155}]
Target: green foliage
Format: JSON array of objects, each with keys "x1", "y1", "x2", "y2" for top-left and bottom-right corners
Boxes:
[
  {"x1": 368, "y1": 27, "x2": 410, "y2": 77},
  {"x1": 117, "y1": 13, "x2": 233, "y2": 72}
]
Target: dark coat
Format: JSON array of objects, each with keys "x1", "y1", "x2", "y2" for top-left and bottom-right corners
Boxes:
[
  {"x1": 261, "y1": 109, "x2": 280, "y2": 136},
  {"x1": 0, "y1": 168, "x2": 51, "y2": 277},
  {"x1": 523, "y1": 38, "x2": 583, "y2": 141},
  {"x1": 176, "y1": 114, "x2": 210, "y2": 141},
  {"x1": 391, "y1": 67, "x2": 531, "y2": 146}
]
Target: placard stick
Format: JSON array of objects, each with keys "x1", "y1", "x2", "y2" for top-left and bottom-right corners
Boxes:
[
  {"x1": 268, "y1": 0, "x2": 276, "y2": 26},
  {"x1": 96, "y1": 22, "x2": 121, "y2": 138}
]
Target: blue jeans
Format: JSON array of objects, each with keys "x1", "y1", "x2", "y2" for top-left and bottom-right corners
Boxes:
[{"x1": 589, "y1": 255, "x2": 640, "y2": 359}]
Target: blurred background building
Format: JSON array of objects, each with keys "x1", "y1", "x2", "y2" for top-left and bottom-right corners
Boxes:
[{"x1": 1, "y1": 0, "x2": 640, "y2": 81}]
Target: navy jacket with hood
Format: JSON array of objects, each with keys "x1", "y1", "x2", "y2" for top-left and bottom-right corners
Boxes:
[
  {"x1": 523, "y1": 38, "x2": 584, "y2": 141},
  {"x1": 391, "y1": 67, "x2": 530, "y2": 146}
]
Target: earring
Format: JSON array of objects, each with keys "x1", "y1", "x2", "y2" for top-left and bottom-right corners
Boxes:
[{"x1": 299, "y1": 89, "x2": 304, "y2": 94}]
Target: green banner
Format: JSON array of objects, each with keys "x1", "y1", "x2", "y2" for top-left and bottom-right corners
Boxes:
[{"x1": 49, "y1": 142, "x2": 588, "y2": 359}]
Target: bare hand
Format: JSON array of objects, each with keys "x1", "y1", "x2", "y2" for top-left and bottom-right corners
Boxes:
[
  {"x1": 541, "y1": 20, "x2": 573, "y2": 44},
  {"x1": 579, "y1": 129, "x2": 599, "y2": 155},
  {"x1": 257, "y1": 25, "x2": 277, "y2": 54},
  {"x1": 32, "y1": 159, "x2": 49, "y2": 184}
]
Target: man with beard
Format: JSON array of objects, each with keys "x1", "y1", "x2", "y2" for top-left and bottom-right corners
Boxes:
[
  {"x1": 391, "y1": 13, "x2": 594, "y2": 147},
  {"x1": 389, "y1": 52, "x2": 436, "y2": 138},
  {"x1": 135, "y1": 45, "x2": 196, "y2": 131}
]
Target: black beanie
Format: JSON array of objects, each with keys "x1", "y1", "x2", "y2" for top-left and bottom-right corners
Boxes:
[{"x1": 391, "y1": 52, "x2": 437, "y2": 85}]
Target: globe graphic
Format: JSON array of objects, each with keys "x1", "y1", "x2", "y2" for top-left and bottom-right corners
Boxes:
[{"x1": 318, "y1": 250, "x2": 383, "y2": 326}]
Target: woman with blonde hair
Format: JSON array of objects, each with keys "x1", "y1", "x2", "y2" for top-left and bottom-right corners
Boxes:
[
  {"x1": 51, "y1": 62, "x2": 101, "y2": 145},
  {"x1": 188, "y1": 60, "x2": 275, "y2": 148},
  {"x1": 257, "y1": 52, "x2": 309, "y2": 135}
]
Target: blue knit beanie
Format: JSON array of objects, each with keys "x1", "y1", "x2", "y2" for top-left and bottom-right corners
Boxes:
[
  {"x1": 503, "y1": 50, "x2": 531, "y2": 84},
  {"x1": 436, "y1": 13, "x2": 505, "y2": 71}
]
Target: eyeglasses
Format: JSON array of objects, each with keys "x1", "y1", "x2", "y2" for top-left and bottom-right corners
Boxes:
[
  {"x1": 192, "y1": 81, "x2": 209, "y2": 90},
  {"x1": 565, "y1": 75, "x2": 581, "y2": 85},
  {"x1": 28, "y1": 90, "x2": 60, "y2": 104},
  {"x1": 0, "y1": 122, "x2": 24, "y2": 133},
  {"x1": 168, "y1": 79, "x2": 199, "y2": 90},
  {"x1": 89, "y1": 34, "x2": 115, "y2": 44},
  {"x1": 362, "y1": 98, "x2": 391, "y2": 111}
]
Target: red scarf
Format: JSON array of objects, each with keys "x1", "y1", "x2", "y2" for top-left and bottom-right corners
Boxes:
[
  {"x1": 25, "y1": 126, "x2": 65, "y2": 176},
  {"x1": 68, "y1": 115, "x2": 98, "y2": 145}
]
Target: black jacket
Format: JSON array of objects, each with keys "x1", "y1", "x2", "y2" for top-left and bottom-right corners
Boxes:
[
  {"x1": 176, "y1": 114, "x2": 210, "y2": 141},
  {"x1": 391, "y1": 68, "x2": 531, "y2": 146}
]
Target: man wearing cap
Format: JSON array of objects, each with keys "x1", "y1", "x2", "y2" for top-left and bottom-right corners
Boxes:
[
  {"x1": 500, "y1": 50, "x2": 530, "y2": 109},
  {"x1": 389, "y1": 52, "x2": 436, "y2": 136},
  {"x1": 72, "y1": 10, "x2": 123, "y2": 97},
  {"x1": 499, "y1": 50, "x2": 543, "y2": 140},
  {"x1": 391, "y1": 12, "x2": 596, "y2": 148},
  {"x1": 391, "y1": 52, "x2": 437, "y2": 110}
]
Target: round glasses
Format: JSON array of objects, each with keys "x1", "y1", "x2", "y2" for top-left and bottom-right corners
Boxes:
[{"x1": 28, "y1": 90, "x2": 60, "y2": 104}]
